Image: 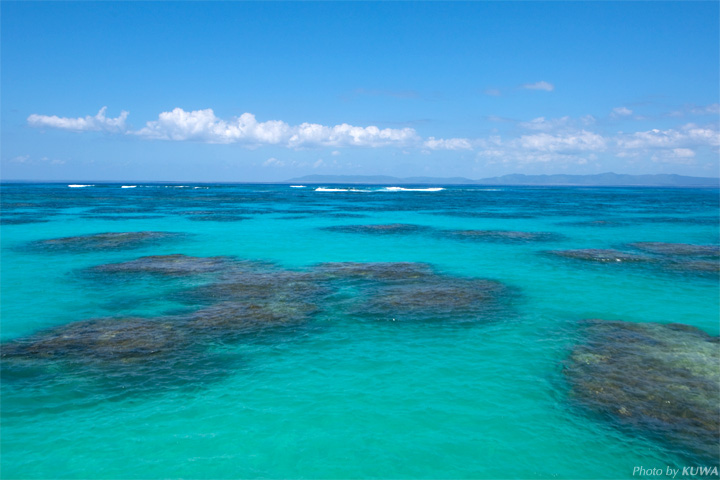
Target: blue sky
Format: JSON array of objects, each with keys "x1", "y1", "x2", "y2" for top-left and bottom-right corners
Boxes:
[{"x1": 2, "y1": 1, "x2": 718, "y2": 182}]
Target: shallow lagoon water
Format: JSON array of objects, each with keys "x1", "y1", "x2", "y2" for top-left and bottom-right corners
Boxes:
[{"x1": 1, "y1": 183, "x2": 718, "y2": 479}]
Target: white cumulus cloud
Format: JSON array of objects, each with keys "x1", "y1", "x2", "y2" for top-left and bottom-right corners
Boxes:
[
  {"x1": 672, "y1": 148, "x2": 696, "y2": 158},
  {"x1": 27, "y1": 107, "x2": 128, "y2": 133},
  {"x1": 26, "y1": 107, "x2": 718, "y2": 172},
  {"x1": 612, "y1": 107, "x2": 633, "y2": 117},
  {"x1": 519, "y1": 116, "x2": 571, "y2": 131},
  {"x1": 616, "y1": 124, "x2": 720, "y2": 149},
  {"x1": 692, "y1": 103, "x2": 720, "y2": 115},
  {"x1": 522, "y1": 81, "x2": 554, "y2": 92},
  {"x1": 518, "y1": 130, "x2": 607, "y2": 153},
  {"x1": 423, "y1": 137, "x2": 473, "y2": 150},
  {"x1": 263, "y1": 157, "x2": 285, "y2": 167},
  {"x1": 135, "y1": 109, "x2": 292, "y2": 145},
  {"x1": 133, "y1": 108, "x2": 419, "y2": 148}
]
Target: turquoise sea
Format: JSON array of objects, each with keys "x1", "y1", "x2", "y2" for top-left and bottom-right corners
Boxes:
[{"x1": 1, "y1": 183, "x2": 718, "y2": 479}]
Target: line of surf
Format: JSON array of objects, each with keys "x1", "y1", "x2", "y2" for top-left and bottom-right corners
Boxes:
[
  {"x1": 315, "y1": 187, "x2": 372, "y2": 192},
  {"x1": 381, "y1": 186, "x2": 445, "y2": 192}
]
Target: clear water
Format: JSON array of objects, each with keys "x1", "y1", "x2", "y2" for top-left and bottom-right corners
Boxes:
[{"x1": 1, "y1": 183, "x2": 718, "y2": 479}]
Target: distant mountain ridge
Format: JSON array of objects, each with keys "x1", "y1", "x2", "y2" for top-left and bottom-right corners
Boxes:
[{"x1": 285, "y1": 173, "x2": 719, "y2": 187}]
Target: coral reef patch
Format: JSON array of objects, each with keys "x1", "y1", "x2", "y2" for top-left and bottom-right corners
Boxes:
[
  {"x1": 547, "y1": 242, "x2": 720, "y2": 277},
  {"x1": 442, "y1": 229, "x2": 564, "y2": 243},
  {"x1": 564, "y1": 320, "x2": 720, "y2": 463},
  {"x1": 547, "y1": 249, "x2": 654, "y2": 263},
  {"x1": 1, "y1": 316, "x2": 189, "y2": 364},
  {"x1": 25, "y1": 231, "x2": 186, "y2": 253},
  {"x1": 628, "y1": 242, "x2": 720, "y2": 258},
  {"x1": 2, "y1": 257, "x2": 517, "y2": 395},
  {"x1": 321, "y1": 223, "x2": 431, "y2": 235},
  {"x1": 315, "y1": 261, "x2": 516, "y2": 322},
  {"x1": 315, "y1": 261, "x2": 436, "y2": 283},
  {"x1": 89, "y1": 254, "x2": 233, "y2": 276}
]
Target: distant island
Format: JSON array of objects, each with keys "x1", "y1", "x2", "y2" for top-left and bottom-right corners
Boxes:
[{"x1": 285, "y1": 173, "x2": 720, "y2": 187}]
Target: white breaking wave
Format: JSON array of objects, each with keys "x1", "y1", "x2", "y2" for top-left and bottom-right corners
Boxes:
[
  {"x1": 315, "y1": 187, "x2": 371, "y2": 192},
  {"x1": 121, "y1": 185, "x2": 137, "y2": 189},
  {"x1": 290, "y1": 185, "x2": 306, "y2": 188},
  {"x1": 68, "y1": 184, "x2": 94, "y2": 188},
  {"x1": 382, "y1": 186, "x2": 445, "y2": 192}
]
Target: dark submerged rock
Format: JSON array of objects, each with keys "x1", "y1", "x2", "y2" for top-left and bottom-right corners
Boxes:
[
  {"x1": 89, "y1": 254, "x2": 232, "y2": 276},
  {"x1": 322, "y1": 223, "x2": 431, "y2": 235},
  {"x1": 631, "y1": 216, "x2": 720, "y2": 226},
  {"x1": 184, "y1": 301, "x2": 317, "y2": 338},
  {"x1": 186, "y1": 215, "x2": 250, "y2": 222},
  {"x1": 0, "y1": 216, "x2": 51, "y2": 225},
  {"x1": 81, "y1": 215, "x2": 166, "y2": 221},
  {"x1": 443, "y1": 229, "x2": 564, "y2": 243},
  {"x1": 666, "y1": 259, "x2": 720, "y2": 276},
  {"x1": 628, "y1": 242, "x2": 720, "y2": 258},
  {"x1": 548, "y1": 249, "x2": 655, "y2": 263},
  {"x1": 359, "y1": 278, "x2": 514, "y2": 322},
  {"x1": 427, "y1": 211, "x2": 537, "y2": 219},
  {"x1": 26, "y1": 231, "x2": 185, "y2": 253},
  {"x1": 172, "y1": 266, "x2": 326, "y2": 341},
  {"x1": 323, "y1": 212, "x2": 369, "y2": 219},
  {"x1": 564, "y1": 320, "x2": 720, "y2": 463},
  {"x1": 180, "y1": 269, "x2": 326, "y2": 305},
  {"x1": 627, "y1": 242, "x2": 720, "y2": 277},
  {"x1": 0, "y1": 317, "x2": 239, "y2": 399},
  {"x1": 315, "y1": 262, "x2": 515, "y2": 322},
  {"x1": 86, "y1": 207, "x2": 157, "y2": 215},
  {"x1": 556, "y1": 219, "x2": 629, "y2": 228},
  {"x1": 1, "y1": 317, "x2": 188, "y2": 363},
  {"x1": 314, "y1": 261, "x2": 436, "y2": 282}
]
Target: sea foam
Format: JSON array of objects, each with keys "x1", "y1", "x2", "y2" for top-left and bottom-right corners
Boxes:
[
  {"x1": 315, "y1": 187, "x2": 371, "y2": 192},
  {"x1": 382, "y1": 186, "x2": 445, "y2": 192}
]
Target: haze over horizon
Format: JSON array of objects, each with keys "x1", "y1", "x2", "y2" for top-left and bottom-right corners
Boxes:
[{"x1": 2, "y1": 2, "x2": 719, "y2": 182}]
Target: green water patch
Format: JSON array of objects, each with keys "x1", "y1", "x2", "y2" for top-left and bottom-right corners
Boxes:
[
  {"x1": 563, "y1": 319, "x2": 720, "y2": 464},
  {"x1": 2, "y1": 185, "x2": 716, "y2": 478}
]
